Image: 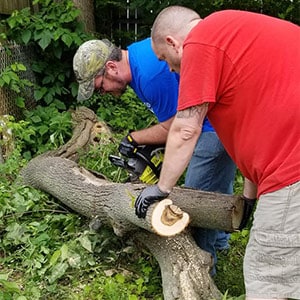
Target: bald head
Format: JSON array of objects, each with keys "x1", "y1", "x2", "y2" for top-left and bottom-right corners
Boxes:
[{"x1": 151, "y1": 6, "x2": 201, "y2": 45}]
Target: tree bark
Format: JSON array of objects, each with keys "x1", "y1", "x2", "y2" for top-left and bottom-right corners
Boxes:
[
  {"x1": 21, "y1": 156, "x2": 223, "y2": 299},
  {"x1": 20, "y1": 107, "x2": 244, "y2": 300}
]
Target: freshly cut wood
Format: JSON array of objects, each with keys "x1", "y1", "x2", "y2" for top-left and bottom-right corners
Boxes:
[{"x1": 151, "y1": 199, "x2": 190, "y2": 236}]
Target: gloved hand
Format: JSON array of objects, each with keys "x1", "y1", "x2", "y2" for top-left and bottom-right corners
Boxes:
[
  {"x1": 135, "y1": 185, "x2": 169, "y2": 218},
  {"x1": 118, "y1": 132, "x2": 138, "y2": 158},
  {"x1": 238, "y1": 195, "x2": 256, "y2": 230}
]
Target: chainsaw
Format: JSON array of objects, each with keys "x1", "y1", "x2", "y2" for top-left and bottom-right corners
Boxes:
[{"x1": 109, "y1": 145, "x2": 164, "y2": 184}]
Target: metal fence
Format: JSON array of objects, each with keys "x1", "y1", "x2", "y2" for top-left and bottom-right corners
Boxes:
[{"x1": 0, "y1": 42, "x2": 36, "y2": 118}]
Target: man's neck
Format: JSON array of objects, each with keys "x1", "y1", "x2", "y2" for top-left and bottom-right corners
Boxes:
[{"x1": 121, "y1": 49, "x2": 132, "y2": 83}]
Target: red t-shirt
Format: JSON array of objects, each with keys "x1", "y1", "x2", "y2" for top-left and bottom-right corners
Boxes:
[{"x1": 178, "y1": 10, "x2": 300, "y2": 196}]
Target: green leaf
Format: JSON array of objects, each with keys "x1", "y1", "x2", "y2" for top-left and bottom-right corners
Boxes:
[
  {"x1": 53, "y1": 48, "x2": 62, "y2": 59},
  {"x1": 16, "y1": 64, "x2": 27, "y2": 71},
  {"x1": 53, "y1": 28, "x2": 63, "y2": 41},
  {"x1": 53, "y1": 99, "x2": 66, "y2": 110},
  {"x1": 5, "y1": 222, "x2": 27, "y2": 244},
  {"x1": 16, "y1": 296, "x2": 27, "y2": 300},
  {"x1": 0, "y1": 274, "x2": 9, "y2": 280},
  {"x1": 22, "y1": 29, "x2": 32, "y2": 44},
  {"x1": 44, "y1": 93, "x2": 54, "y2": 104},
  {"x1": 61, "y1": 33, "x2": 73, "y2": 47},
  {"x1": 60, "y1": 244, "x2": 69, "y2": 262},
  {"x1": 0, "y1": 279, "x2": 20, "y2": 292},
  {"x1": 38, "y1": 125, "x2": 49, "y2": 135},
  {"x1": 2, "y1": 74, "x2": 11, "y2": 85},
  {"x1": 7, "y1": 17, "x2": 16, "y2": 29},
  {"x1": 50, "y1": 249, "x2": 61, "y2": 267},
  {"x1": 47, "y1": 262, "x2": 68, "y2": 284},
  {"x1": 42, "y1": 75, "x2": 54, "y2": 85},
  {"x1": 78, "y1": 235, "x2": 92, "y2": 253},
  {"x1": 31, "y1": 115, "x2": 42, "y2": 123},
  {"x1": 11, "y1": 64, "x2": 17, "y2": 72},
  {"x1": 38, "y1": 30, "x2": 52, "y2": 50},
  {"x1": 115, "y1": 273, "x2": 125, "y2": 284},
  {"x1": 34, "y1": 87, "x2": 47, "y2": 101},
  {"x1": 15, "y1": 97, "x2": 25, "y2": 108},
  {"x1": 68, "y1": 253, "x2": 81, "y2": 268}
]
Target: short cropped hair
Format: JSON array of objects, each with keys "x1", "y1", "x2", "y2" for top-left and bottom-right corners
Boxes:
[{"x1": 151, "y1": 6, "x2": 200, "y2": 44}]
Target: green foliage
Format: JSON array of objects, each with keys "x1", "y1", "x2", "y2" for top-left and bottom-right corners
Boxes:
[
  {"x1": 233, "y1": 170, "x2": 244, "y2": 195},
  {"x1": 214, "y1": 170, "x2": 252, "y2": 297},
  {"x1": 78, "y1": 136, "x2": 129, "y2": 183},
  {"x1": 0, "y1": 0, "x2": 92, "y2": 111},
  {"x1": 0, "y1": 62, "x2": 33, "y2": 108},
  {"x1": 215, "y1": 229, "x2": 249, "y2": 297},
  {"x1": 89, "y1": 88, "x2": 156, "y2": 132},
  {"x1": 16, "y1": 105, "x2": 72, "y2": 158}
]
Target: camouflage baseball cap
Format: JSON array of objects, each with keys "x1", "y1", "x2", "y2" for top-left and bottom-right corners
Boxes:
[{"x1": 73, "y1": 39, "x2": 114, "y2": 101}]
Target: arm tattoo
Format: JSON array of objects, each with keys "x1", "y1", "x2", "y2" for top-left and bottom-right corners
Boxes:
[{"x1": 176, "y1": 104, "x2": 208, "y2": 120}]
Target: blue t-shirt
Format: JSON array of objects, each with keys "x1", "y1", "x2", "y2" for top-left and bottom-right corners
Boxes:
[{"x1": 128, "y1": 38, "x2": 214, "y2": 131}]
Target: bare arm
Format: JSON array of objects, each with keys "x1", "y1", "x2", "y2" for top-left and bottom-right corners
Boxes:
[
  {"x1": 158, "y1": 104, "x2": 209, "y2": 193},
  {"x1": 243, "y1": 177, "x2": 257, "y2": 199},
  {"x1": 130, "y1": 117, "x2": 174, "y2": 145}
]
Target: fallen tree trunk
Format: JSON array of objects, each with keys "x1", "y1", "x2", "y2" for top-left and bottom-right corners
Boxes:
[
  {"x1": 20, "y1": 107, "x2": 244, "y2": 300},
  {"x1": 21, "y1": 155, "x2": 223, "y2": 299},
  {"x1": 21, "y1": 155, "x2": 242, "y2": 235},
  {"x1": 136, "y1": 231, "x2": 220, "y2": 300}
]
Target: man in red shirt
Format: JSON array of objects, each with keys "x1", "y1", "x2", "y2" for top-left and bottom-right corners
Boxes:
[{"x1": 135, "y1": 6, "x2": 300, "y2": 300}]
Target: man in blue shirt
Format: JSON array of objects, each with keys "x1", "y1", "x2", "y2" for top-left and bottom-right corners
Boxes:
[{"x1": 73, "y1": 38, "x2": 236, "y2": 275}]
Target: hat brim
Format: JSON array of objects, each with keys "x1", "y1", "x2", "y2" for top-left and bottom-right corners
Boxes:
[{"x1": 77, "y1": 79, "x2": 95, "y2": 102}]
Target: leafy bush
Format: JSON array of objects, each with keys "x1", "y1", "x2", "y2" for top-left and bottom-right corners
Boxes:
[
  {"x1": 0, "y1": 62, "x2": 33, "y2": 109},
  {"x1": 0, "y1": 0, "x2": 92, "y2": 111},
  {"x1": 81, "y1": 87, "x2": 156, "y2": 133}
]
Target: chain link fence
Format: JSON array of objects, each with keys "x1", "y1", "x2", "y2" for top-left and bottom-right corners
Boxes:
[{"x1": 0, "y1": 42, "x2": 36, "y2": 118}]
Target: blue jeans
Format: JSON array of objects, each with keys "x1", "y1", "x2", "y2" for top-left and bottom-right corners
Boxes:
[{"x1": 184, "y1": 131, "x2": 236, "y2": 275}]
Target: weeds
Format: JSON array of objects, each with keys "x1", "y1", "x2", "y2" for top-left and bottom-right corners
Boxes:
[{"x1": 0, "y1": 98, "x2": 247, "y2": 299}]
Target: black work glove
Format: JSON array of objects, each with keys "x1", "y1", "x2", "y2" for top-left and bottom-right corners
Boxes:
[
  {"x1": 118, "y1": 132, "x2": 138, "y2": 158},
  {"x1": 238, "y1": 195, "x2": 256, "y2": 230},
  {"x1": 135, "y1": 185, "x2": 169, "y2": 218}
]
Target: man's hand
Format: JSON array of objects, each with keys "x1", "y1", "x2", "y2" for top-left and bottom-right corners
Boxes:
[
  {"x1": 135, "y1": 185, "x2": 169, "y2": 218},
  {"x1": 238, "y1": 195, "x2": 257, "y2": 230},
  {"x1": 118, "y1": 132, "x2": 138, "y2": 157}
]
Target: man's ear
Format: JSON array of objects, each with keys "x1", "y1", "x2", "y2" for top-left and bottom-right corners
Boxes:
[
  {"x1": 105, "y1": 61, "x2": 118, "y2": 72},
  {"x1": 166, "y1": 35, "x2": 180, "y2": 52},
  {"x1": 166, "y1": 35, "x2": 175, "y2": 46}
]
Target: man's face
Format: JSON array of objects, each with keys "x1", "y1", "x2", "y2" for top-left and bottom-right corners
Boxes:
[
  {"x1": 94, "y1": 64, "x2": 127, "y2": 97},
  {"x1": 152, "y1": 38, "x2": 182, "y2": 73}
]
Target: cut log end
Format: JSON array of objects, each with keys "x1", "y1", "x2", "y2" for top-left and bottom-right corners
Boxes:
[{"x1": 151, "y1": 199, "x2": 190, "y2": 237}]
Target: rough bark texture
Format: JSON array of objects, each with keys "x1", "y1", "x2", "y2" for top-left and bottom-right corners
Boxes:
[
  {"x1": 20, "y1": 107, "x2": 244, "y2": 300},
  {"x1": 21, "y1": 156, "x2": 242, "y2": 235}
]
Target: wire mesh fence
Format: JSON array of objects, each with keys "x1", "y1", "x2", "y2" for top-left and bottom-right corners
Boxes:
[{"x1": 0, "y1": 42, "x2": 36, "y2": 118}]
